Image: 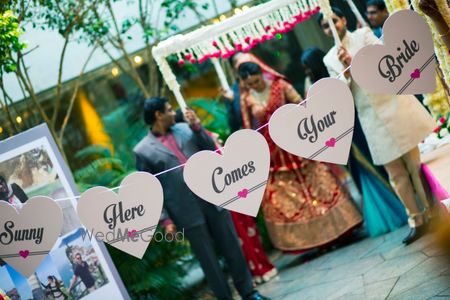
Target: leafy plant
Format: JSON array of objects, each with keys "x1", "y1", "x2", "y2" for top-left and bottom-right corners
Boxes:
[
  {"x1": 74, "y1": 143, "x2": 195, "y2": 299},
  {"x1": 73, "y1": 95, "x2": 201, "y2": 299},
  {"x1": 188, "y1": 98, "x2": 230, "y2": 141},
  {"x1": 101, "y1": 97, "x2": 148, "y2": 170},
  {"x1": 0, "y1": 10, "x2": 26, "y2": 133},
  {"x1": 0, "y1": 10, "x2": 26, "y2": 75},
  {"x1": 107, "y1": 234, "x2": 193, "y2": 299},
  {"x1": 0, "y1": 2, "x2": 99, "y2": 156},
  {"x1": 76, "y1": 0, "x2": 210, "y2": 98}
]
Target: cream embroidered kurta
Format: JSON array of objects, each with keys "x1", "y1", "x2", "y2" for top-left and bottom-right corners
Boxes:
[{"x1": 323, "y1": 27, "x2": 436, "y2": 165}]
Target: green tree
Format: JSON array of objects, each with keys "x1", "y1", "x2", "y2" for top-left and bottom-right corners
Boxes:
[
  {"x1": 0, "y1": 10, "x2": 26, "y2": 133},
  {"x1": 0, "y1": 0, "x2": 211, "y2": 150},
  {"x1": 0, "y1": 1, "x2": 99, "y2": 157},
  {"x1": 78, "y1": 0, "x2": 209, "y2": 98}
]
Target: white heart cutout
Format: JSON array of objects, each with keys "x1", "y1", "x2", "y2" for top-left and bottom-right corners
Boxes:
[
  {"x1": 0, "y1": 196, "x2": 63, "y2": 277},
  {"x1": 351, "y1": 10, "x2": 435, "y2": 94},
  {"x1": 268, "y1": 78, "x2": 354, "y2": 164},
  {"x1": 183, "y1": 129, "x2": 270, "y2": 217},
  {"x1": 77, "y1": 172, "x2": 163, "y2": 259}
]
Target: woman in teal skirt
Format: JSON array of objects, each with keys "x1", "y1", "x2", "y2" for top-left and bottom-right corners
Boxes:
[{"x1": 301, "y1": 47, "x2": 407, "y2": 236}]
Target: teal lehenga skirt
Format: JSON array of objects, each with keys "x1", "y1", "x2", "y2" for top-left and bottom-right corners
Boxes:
[{"x1": 349, "y1": 116, "x2": 407, "y2": 237}]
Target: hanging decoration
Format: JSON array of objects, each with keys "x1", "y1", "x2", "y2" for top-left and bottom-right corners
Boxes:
[
  {"x1": 435, "y1": 0, "x2": 450, "y2": 28},
  {"x1": 410, "y1": 0, "x2": 450, "y2": 117},
  {"x1": 0, "y1": 197, "x2": 63, "y2": 277},
  {"x1": 169, "y1": 0, "x2": 320, "y2": 66},
  {"x1": 152, "y1": 0, "x2": 321, "y2": 110},
  {"x1": 384, "y1": 0, "x2": 450, "y2": 117},
  {"x1": 183, "y1": 130, "x2": 270, "y2": 217},
  {"x1": 351, "y1": 10, "x2": 436, "y2": 95},
  {"x1": 77, "y1": 172, "x2": 163, "y2": 259},
  {"x1": 268, "y1": 78, "x2": 355, "y2": 165}
]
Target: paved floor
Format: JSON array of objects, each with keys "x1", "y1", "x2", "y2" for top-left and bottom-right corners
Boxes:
[
  {"x1": 193, "y1": 144, "x2": 450, "y2": 300},
  {"x1": 255, "y1": 226, "x2": 449, "y2": 300}
]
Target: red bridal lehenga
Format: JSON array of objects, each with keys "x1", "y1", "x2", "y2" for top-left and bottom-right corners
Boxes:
[
  {"x1": 236, "y1": 54, "x2": 363, "y2": 251},
  {"x1": 205, "y1": 131, "x2": 277, "y2": 282}
]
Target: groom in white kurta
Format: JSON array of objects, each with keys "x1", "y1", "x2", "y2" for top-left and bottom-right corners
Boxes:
[{"x1": 319, "y1": 8, "x2": 436, "y2": 245}]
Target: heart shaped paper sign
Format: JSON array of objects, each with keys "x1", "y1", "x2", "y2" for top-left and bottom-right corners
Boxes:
[
  {"x1": 351, "y1": 10, "x2": 435, "y2": 94},
  {"x1": 77, "y1": 172, "x2": 163, "y2": 259},
  {"x1": 0, "y1": 196, "x2": 63, "y2": 277},
  {"x1": 183, "y1": 129, "x2": 270, "y2": 216},
  {"x1": 269, "y1": 78, "x2": 354, "y2": 164}
]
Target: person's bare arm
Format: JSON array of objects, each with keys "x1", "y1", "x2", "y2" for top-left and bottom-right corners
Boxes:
[
  {"x1": 68, "y1": 275, "x2": 78, "y2": 292},
  {"x1": 245, "y1": 95, "x2": 266, "y2": 118},
  {"x1": 218, "y1": 87, "x2": 234, "y2": 102},
  {"x1": 284, "y1": 82, "x2": 302, "y2": 104},
  {"x1": 337, "y1": 46, "x2": 353, "y2": 79}
]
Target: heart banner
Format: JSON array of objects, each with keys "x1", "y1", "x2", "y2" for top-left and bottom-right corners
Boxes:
[
  {"x1": 268, "y1": 78, "x2": 355, "y2": 164},
  {"x1": 77, "y1": 172, "x2": 163, "y2": 259},
  {"x1": 0, "y1": 196, "x2": 63, "y2": 277},
  {"x1": 183, "y1": 129, "x2": 270, "y2": 217},
  {"x1": 351, "y1": 10, "x2": 435, "y2": 94}
]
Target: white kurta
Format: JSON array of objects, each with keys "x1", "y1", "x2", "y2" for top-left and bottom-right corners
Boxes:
[{"x1": 323, "y1": 27, "x2": 436, "y2": 165}]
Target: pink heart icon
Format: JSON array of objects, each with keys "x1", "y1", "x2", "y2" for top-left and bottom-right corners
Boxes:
[
  {"x1": 325, "y1": 138, "x2": 336, "y2": 148},
  {"x1": 19, "y1": 250, "x2": 29, "y2": 259},
  {"x1": 410, "y1": 69, "x2": 421, "y2": 79},
  {"x1": 237, "y1": 189, "x2": 249, "y2": 198},
  {"x1": 127, "y1": 230, "x2": 137, "y2": 237}
]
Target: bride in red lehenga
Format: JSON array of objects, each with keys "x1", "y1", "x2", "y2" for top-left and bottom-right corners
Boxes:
[{"x1": 235, "y1": 54, "x2": 362, "y2": 251}]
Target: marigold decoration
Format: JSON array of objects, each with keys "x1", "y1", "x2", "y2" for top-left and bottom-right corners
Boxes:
[
  {"x1": 384, "y1": 0, "x2": 409, "y2": 13},
  {"x1": 435, "y1": 0, "x2": 450, "y2": 28},
  {"x1": 411, "y1": 0, "x2": 450, "y2": 117},
  {"x1": 169, "y1": 0, "x2": 321, "y2": 66},
  {"x1": 423, "y1": 76, "x2": 450, "y2": 116},
  {"x1": 153, "y1": 0, "x2": 321, "y2": 110}
]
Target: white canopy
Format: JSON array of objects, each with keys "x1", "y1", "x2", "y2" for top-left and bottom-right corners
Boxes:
[{"x1": 152, "y1": 0, "x2": 322, "y2": 110}]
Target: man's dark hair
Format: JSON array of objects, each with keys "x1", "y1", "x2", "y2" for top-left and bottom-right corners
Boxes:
[
  {"x1": 317, "y1": 6, "x2": 346, "y2": 25},
  {"x1": 301, "y1": 47, "x2": 330, "y2": 83},
  {"x1": 143, "y1": 97, "x2": 168, "y2": 125},
  {"x1": 367, "y1": 0, "x2": 387, "y2": 11},
  {"x1": 238, "y1": 62, "x2": 262, "y2": 80},
  {"x1": 175, "y1": 108, "x2": 185, "y2": 123},
  {"x1": 0, "y1": 173, "x2": 8, "y2": 200},
  {"x1": 228, "y1": 53, "x2": 237, "y2": 66}
]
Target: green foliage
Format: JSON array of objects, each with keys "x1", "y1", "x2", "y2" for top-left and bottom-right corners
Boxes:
[
  {"x1": 107, "y1": 232, "x2": 194, "y2": 299},
  {"x1": 102, "y1": 98, "x2": 148, "y2": 169},
  {"x1": 0, "y1": 10, "x2": 26, "y2": 76},
  {"x1": 32, "y1": 0, "x2": 103, "y2": 40},
  {"x1": 75, "y1": 156, "x2": 128, "y2": 187},
  {"x1": 74, "y1": 102, "x2": 195, "y2": 298},
  {"x1": 76, "y1": 0, "x2": 209, "y2": 46},
  {"x1": 189, "y1": 99, "x2": 230, "y2": 141},
  {"x1": 75, "y1": 144, "x2": 113, "y2": 161}
]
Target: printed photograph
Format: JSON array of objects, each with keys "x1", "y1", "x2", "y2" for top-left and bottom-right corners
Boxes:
[
  {"x1": 49, "y1": 228, "x2": 109, "y2": 300},
  {"x1": 0, "y1": 126, "x2": 126, "y2": 299},
  {"x1": 0, "y1": 145, "x2": 67, "y2": 204}
]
